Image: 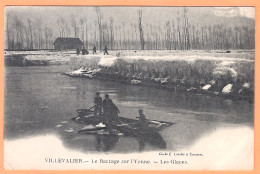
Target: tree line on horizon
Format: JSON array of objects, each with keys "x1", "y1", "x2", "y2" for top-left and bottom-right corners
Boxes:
[{"x1": 5, "y1": 7, "x2": 255, "y2": 51}]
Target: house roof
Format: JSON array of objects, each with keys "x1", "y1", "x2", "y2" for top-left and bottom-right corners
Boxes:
[{"x1": 53, "y1": 38, "x2": 83, "y2": 45}]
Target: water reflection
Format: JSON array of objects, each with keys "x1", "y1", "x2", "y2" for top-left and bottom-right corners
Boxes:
[
  {"x1": 94, "y1": 131, "x2": 167, "y2": 152},
  {"x1": 58, "y1": 124, "x2": 168, "y2": 153},
  {"x1": 4, "y1": 65, "x2": 254, "y2": 153},
  {"x1": 116, "y1": 85, "x2": 254, "y2": 124},
  {"x1": 4, "y1": 125, "x2": 253, "y2": 170},
  {"x1": 137, "y1": 131, "x2": 166, "y2": 151},
  {"x1": 95, "y1": 135, "x2": 119, "y2": 152}
]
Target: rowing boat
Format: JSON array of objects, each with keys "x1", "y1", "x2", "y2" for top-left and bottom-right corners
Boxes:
[{"x1": 72, "y1": 109, "x2": 174, "y2": 136}]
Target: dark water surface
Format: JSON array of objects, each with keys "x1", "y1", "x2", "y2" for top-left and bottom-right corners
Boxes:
[{"x1": 4, "y1": 65, "x2": 254, "y2": 153}]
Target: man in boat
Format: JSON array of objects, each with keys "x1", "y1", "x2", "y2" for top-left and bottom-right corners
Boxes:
[
  {"x1": 102, "y1": 94, "x2": 119, "y2": 124},
  {"x1": 111, "y1": 102, "x2": 120, "y2": 123},
  {"x1": 94, "y1": 92, "x2": 102, "y2": 117},
  {"x1": 137, "y1": 109, "x2": 149, "y2": 128}
]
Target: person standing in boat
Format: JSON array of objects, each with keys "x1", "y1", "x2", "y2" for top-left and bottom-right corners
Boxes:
[
  {"x1": 111, "y1": 102, "x2": 120, "y2": 123},
  {"x1": 102, "y1": 94, "x2": 118, "y2": 124},
  {"x1": 94, "y1": 92, "x2": 102, "y2": 117}
]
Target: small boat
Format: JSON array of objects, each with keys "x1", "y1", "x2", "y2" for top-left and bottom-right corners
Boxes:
[{"x1": 72, "y1": 109, "x2": 174, "y2": 136}]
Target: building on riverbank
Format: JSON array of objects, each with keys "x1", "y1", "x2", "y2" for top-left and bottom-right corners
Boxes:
[{"x1": 53, "y1": 38, "x2": 83, "y2": 50}]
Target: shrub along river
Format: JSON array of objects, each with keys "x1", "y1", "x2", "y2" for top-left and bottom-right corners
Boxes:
[{"x1": 4, "y1": 64, "x2": 254, "y2": 153}]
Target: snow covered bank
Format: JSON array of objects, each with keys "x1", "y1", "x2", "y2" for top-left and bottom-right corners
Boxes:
[
  {"x1": 69, "y1": 55, "x2": 115, "y2": 70},
  {"x1": 5, "y1": 54, "x2": 49, "y2": 67},
  {"x1": 68, "y1": 51, "x2": 254, "y2": 99},
  {"x1": 5, "y1": 50, "x2": 253, "y2": 98},
  {"x1": 4, "y1": 50, "x2": 75, "y2": 66},
  {"x1": 98, "y1": 49, "x2": 255, "y2": 60}
]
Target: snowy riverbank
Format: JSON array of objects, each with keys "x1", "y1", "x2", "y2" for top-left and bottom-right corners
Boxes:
[
  {"x1": 4, "y1": 50, "x2": 75, "y2": 66},
  {"x1": 67, "y1": 50, "x2": 254, "y2": 101},
  {"x1": 4, "y1": 50, "x2": 254, "y2": 100},
  {"x1": 4, "y1": 49, "x2": 254, "y2": 67}
]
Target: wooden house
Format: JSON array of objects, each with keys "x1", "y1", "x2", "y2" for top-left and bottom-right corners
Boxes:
[{"x1": 53, "y1": 38, "x2": 83, "y2": 50}]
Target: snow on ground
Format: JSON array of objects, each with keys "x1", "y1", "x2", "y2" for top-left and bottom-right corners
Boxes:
[
  {"x1": 70, "y1": 52, "x2": 253, "y2": 81},
  {"x1": 5, "y1": 50, "x2": 254, "y2": 79},
  {"x1": 97, "y1": 56, "x2": 118, "y2": 67},
  {"x1": 119, "y1": 55, "x2": 253, "y2": 63},
  {"x1": 67, "y1": 50, "x2": 254, "y2": 89},
  {"x1": 4, "y1": 50, "x2": 75, "y2": 55},
  {"x1": 5, "y1": 50, "x2": 252, "y2": 85},
  {"x1": 5, "y1": 49, "x2": 255, "y2": 61},
  {"x1": 70, "y1": 49, "x2": 254, "y2": 68},
  {"x1": 202, "y1": 84, "x2": 212, "y2": 91},
  {"x1": 213, "y1": 66, "x2": 238, "y2": 79},
  {"x1": 5, "y1": 50, "x2": 75, "y2": 64},
  {"x1": 25, "y1": 54, "x2": 72, "y2": 64},
  {"x1": 70, "y1": 52, "x2": 254, "y2": 69},
  {"x1": 222, "y1": 84, "x2": 233, "y2": 94},
  {"x1": 106, "y1": 50, "x2": 255, "y2": 60}
]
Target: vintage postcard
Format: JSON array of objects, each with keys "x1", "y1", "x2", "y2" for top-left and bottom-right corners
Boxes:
[{"x1": 2, "y1": 3, "x2": 257, "y2": 173}]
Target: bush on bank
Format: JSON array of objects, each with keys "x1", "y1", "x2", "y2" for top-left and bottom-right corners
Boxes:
[{"x1": 69, "y1": 55, "x2": 254, "y2": 99}]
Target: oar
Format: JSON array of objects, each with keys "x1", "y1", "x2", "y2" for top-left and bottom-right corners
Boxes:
[
  {"x1": 136, "y1": 117, "x2": 174, "y2": 125},
  {"x1": 76, "y1": 105, "x2": 96, "y2": 115},
  {"x1": 88, "y1": 105, "x2": 96, "y2": 110}
]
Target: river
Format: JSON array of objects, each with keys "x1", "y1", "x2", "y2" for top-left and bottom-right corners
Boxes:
[{"x1": 4, "y1": 65, "x2": 254, "y2": 153}]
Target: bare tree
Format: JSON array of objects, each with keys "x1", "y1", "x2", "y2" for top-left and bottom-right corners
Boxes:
[
  {"x1": 27, "y1": 18, "x2": 33, "y2": 49},
  {"x1": 4, "y1": 8, "x2": 256, "y2": 51},
  {"x1": 93, "y1": 20, "x2": 98, "y2": 47},
  {"x1": 36, "y1": 18, "x2": 42, "y2": 49},
  {"x1": 183, "y1": 7, "x2": 190, "y2": 50},
  {"x1": 109, "y1": 17, "x2": 114, "y2": 50},
  {"x1": 102, "y1": 23, "x2": 108, "y2": 47},
  {"x1": 6, "y1": 13, "x2": 11, "y2": 49},
  {"x1": 44, "y1": 26, "x2": 53, "y2": 49},
  {"x1": 137, "y1": 8, "x2": 145, "y2": 50},
  {"x1": 64, "y1": 22, "x2": 71, "y2": 37},
  {"x1": 71, "y1": 15, "x2": 79, "y2": 37},
  {"x1": 94, "y1": 7, "x2": 104, "y2": 50},
  {"x1": 80, "y1": 18, "x2": 86, "y2": 45},
  {"x1": 118, "y1": 25, "x2": 122, "y2": 49},
  {"x1": 176, "y1": 11, "x2": 182, "y2": 50},
  {"x1": 85, "y1": 20, "x2": 89, "y2": 49},
  {"x1": 13, "y1": 16, "x2": 24, "y2": 49},
  {"x1": 165, "y1": 21, "x2": 171, "y2": 50},
  {"x1": 61, "y1": 17, "x2": 66, "y2": 37},
  {"x1": 57, "y1": 17, "x2": 66, "y2": 37}
]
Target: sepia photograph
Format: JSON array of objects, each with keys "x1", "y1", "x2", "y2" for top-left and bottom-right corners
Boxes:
[{"x1": 4, "y1": 6, "x2": 254, "y2": 170}]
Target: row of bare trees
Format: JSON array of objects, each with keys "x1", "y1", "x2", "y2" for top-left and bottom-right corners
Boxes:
[
  {"x1": 5, "y1": 7, "x2": 254, "y2": 50},
  {"x1": 6, "y1": 14, "x2": 54, "y2": 50}
]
